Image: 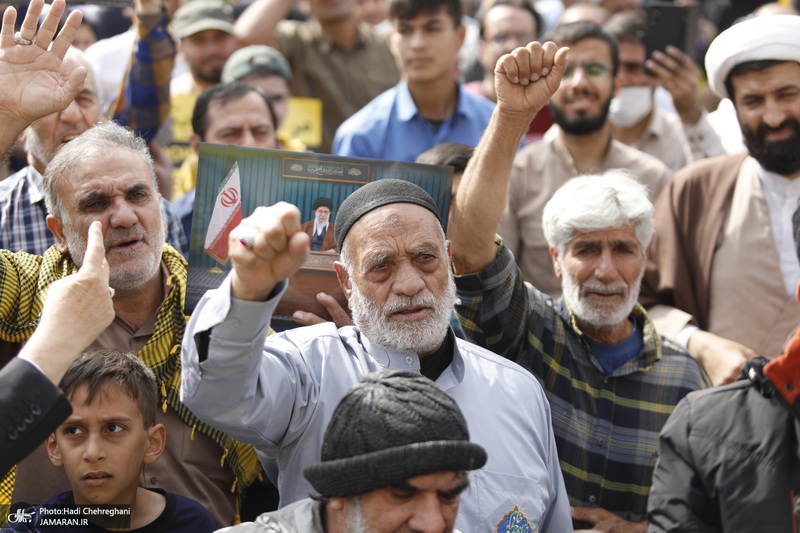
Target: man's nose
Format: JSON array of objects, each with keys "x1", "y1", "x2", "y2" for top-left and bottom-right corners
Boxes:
[
  {"x1": 109, "y1": 199, "x2": 139, "y2": 228},
  {"x1": 407, "y1": 495, "x2": 448, "y2": 533},
  {"x1": 763, "y1": 99, "x2": 788, "y2": 128},
  {"x1": 392, "y1": 262, "x2": 425, "y2": 296}
]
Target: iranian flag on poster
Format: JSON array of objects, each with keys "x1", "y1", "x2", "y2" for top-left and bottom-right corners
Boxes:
[{"x1": 204, "y1": 161, "x2": 243, "y2": 264}]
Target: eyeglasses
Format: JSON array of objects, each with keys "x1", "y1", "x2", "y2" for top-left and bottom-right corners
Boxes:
[{"x1": 563, "y1": 62, "x2": 611, "y2": 80}]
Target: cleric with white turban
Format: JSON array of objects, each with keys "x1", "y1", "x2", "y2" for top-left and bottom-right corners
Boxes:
[{"x1": 705, "y1": 14, "x2": 800, "y2": 99}]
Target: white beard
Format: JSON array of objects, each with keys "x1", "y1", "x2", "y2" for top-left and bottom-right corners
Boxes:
[
  {"x1": 349, "y1": 275, "x2": 456, "y2": 354},
  {"x1": 560, "y1": 259, "x2": 642, "y2": 329}
]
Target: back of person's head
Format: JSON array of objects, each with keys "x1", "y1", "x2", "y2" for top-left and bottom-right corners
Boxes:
[
  {"x1": 545, "y1": 20, "x2": 619, "y2": 75},
  {"x1": 59, "y1": 349, "x2": 158, "y2": 428},
  {"x1": 559, "y1": 3, "x2": 610, "y2": 26},
  {"x1": 303, "y1": 369, "x2": 487, "y2": 499},
  {"x1": 389, "y1": 0, "x2": 462, "y2": 25},
  {"x1": 415, "y1": 142, "x2": 474, "y2": 173},
  {"x1": 603, "y1": 9, "x2": 645, "y2": 46},
  {"x1": 542, "y1": 170, "x2": 654, "y2": 254},
  {"x1": 191, "y1": 81, "x2": 278, "y2": 139},
  {"x1": 43, "y1": 121, "x2": 155, "y2": 220}
]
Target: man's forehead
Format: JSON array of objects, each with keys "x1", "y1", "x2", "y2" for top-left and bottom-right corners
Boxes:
[
  {"x1": 61, "y1": 54, "x2": 99, "y2": 101},
  {"x1": 67, "y1": 151, "x2": 152, "y2": 190},
  {"x1": 731, "y1": 60, "x2": 800, "y2": 91},
  {"x1": 349, "y1": 205, "x2": 441, "y2": 250},
  {"x1": 208, "y1": 94, "x2": 271, "y2": 124},
  {"x1": 566, "y1": 37, "x2": 614, "y2": 64},
  {"x1": 351, "y1": 203, "x2": 440, "y2": 234},
  {"x1": 569, "y1": 224, "x2": 637, "y2": 244}
]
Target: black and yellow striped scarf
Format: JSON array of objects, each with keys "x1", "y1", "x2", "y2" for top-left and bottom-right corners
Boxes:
[{"x1": 0, "y1": 244, "x2": 261, "y2": 522}]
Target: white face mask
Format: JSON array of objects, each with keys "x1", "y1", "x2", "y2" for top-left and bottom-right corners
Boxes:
[{"x1": 609, "y1": 86, "x2": 654, "y2": 128}]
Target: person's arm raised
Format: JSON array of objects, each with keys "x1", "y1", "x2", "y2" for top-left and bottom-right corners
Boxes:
[
  {"x1": 0, "y1": 0, "x2": 86, "y2": 157},
  {"x1": 449, "y1": 41, "x2": 568, "y2": 275},
  {"x1": 234, "y1": 0, "x2": 292, "y2": 47}
]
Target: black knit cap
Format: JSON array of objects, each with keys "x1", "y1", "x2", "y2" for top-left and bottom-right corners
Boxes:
[
  {"x1": 312, "y1": 197, "x2": 333, "y2": 211},
  {"x1": 303, "y1": 369, "x2": 487, "y2": 498},
  {"x1": 333, "y1": 179, "x2": 441, "y2": 251}
]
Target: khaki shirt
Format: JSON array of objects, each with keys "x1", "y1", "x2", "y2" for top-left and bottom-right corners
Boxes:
[
  {"x1": 276, "y1": 20, "x2": 400, "y2": 153},
  {"x1": 627, "y1": 107, "x2": 693, "y2": 173}
]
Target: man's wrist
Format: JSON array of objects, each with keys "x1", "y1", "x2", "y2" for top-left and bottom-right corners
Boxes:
[{"x1": 676, "y1": 323, "x2": 699, "y2": 349}]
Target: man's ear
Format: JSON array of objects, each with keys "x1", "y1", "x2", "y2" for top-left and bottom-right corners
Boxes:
[
  {"x1": 189, "y1": 133, "x2": 202, "y2": 155},
  {"x1": 334, "y1": 262, "x2": 352, "y2": 300},
  {"x1": 46, "y1": 215, "x2": 70, "y2": 254},
  {"x1": 456, "y1": 22, "x2": 466, "y2": 49},
  {"x1": 142, "y1": 423, "x2": 166, "y2": 466},
  {"x1": 46, "y1": 434, "x2": 64, "y2": 468},
  {"x1": 549, "y1": 247, "x2": 563, "y2": 279}
]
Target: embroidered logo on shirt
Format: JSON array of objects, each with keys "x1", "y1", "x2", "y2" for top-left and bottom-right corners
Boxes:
[{"x1": 496, "y1": 506, "x2": 533, "y2": 533}]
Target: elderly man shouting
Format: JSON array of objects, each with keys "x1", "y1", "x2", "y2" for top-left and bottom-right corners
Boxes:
[
  {"x1": 447, "y1": 44, "x2": 708, "y2": 531},
  {"x1": 181, "y1": 42, "x2": 573, "y2": 533}
]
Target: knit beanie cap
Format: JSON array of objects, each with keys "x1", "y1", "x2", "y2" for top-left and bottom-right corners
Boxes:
[
  {"x1": 303, "y1": 369, "x2": 487, "y2": 498},
  {"x1": 333, "y1": 179, "x2": 441, "y2": 251}
]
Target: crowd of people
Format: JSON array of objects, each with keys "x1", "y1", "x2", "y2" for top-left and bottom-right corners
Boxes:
[{"x1": 1, "y1": 0, "x2": 800, "y2": 531}]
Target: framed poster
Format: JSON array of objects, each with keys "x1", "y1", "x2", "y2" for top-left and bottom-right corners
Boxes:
[{"x1": 186, "y1": 143, "x2": 453, "y2": 328}]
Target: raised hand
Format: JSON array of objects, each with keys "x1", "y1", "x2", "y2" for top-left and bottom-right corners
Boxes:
[
  {"x1": 645, "y1": 45, "x2": 703, "y2": 125},
  {"x1": 494, "y1": 41, "x2": 569, "y2": 119},
  {"x1": 0, "y1": 0, "x2": 87, "y2": 134},
  {"x1": 229, "y1": 203, "x2": 311, "y2": 301}
]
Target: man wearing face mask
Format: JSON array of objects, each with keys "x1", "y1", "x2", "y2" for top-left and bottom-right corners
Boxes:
[{"x1": 604, "y1": 11, "x2": 727, "y2": 171}]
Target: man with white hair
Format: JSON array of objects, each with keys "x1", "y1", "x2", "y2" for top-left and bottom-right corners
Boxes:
[
  {"x1": 447, "y1": 59, "x2": 707, "y2": 528},
  {"x1": 640, "y1": 15, "x2": 800, "y2": 386}
]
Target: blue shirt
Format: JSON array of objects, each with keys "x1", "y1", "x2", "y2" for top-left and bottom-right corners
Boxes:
[{"x1": 332, "y1": 81, "x2": 495, "y2": 162}]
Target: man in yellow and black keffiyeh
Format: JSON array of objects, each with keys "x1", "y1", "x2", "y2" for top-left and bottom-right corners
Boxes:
[{"x1": 0, "y1": 122, "x2": 260, "y2": 528}]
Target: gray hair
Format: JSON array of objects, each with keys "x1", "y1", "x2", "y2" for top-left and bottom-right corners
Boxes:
[
  {"x1": 542, "y1": 170, "x2": 654, "y2": 254},
  {"x1": 43, "y1": 121, "x2": 156, "y2": 220}
]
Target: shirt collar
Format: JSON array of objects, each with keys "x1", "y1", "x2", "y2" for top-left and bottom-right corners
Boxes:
[
  {"x1": 396, "y1": 81, "x2": 468, "y2": 124},
  {"x1": 312, "y1": 19, "x2": 369, "y2": 55},
  {"x1": 560, "y1": 300, "x2": 662, "y2": 374},
  {"x1": 758, "y1": 160, "x2": 800, "y2": 195},
  {"x1": 25, "y1": 166, "x2": 46, "y2": 205},
  {"x1": 357, "y1": 326, "x2": 465, "y2": 386}
]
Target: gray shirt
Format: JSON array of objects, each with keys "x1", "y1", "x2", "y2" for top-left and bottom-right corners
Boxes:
[{"x1": 181, "y1": 277, "x2": 572, "y2": 533}]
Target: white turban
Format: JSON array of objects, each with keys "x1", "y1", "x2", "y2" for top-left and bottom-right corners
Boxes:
[{"x1": 705, "y1": 14, "x2": 800, "y2": 99}]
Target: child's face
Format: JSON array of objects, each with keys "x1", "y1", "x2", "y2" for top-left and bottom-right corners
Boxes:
[{"x1": 46, "y1": 382, "x2": 165, "y2": 506}]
